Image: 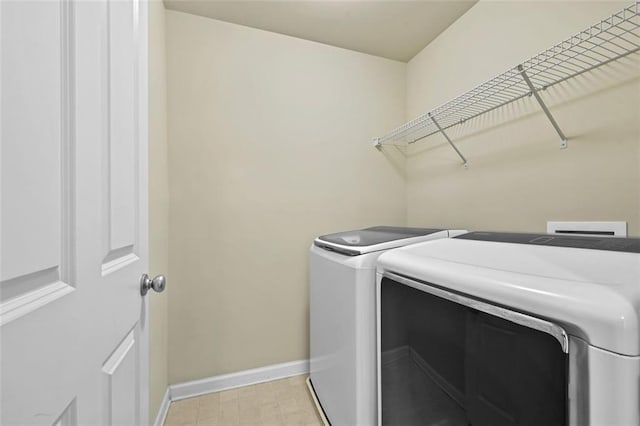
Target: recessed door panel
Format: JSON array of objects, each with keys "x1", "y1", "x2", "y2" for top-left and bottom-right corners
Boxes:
[
  {"x1": 0, "y1": 0, "x2": 74, "y2": 325},
  {"x1": 54, "y1": 399, "x2": 78, "y2": 426},
  {"x1": 102, "y1": 329, "x2": 139, "y2": 426},
  {"x1": 102, "y1": 0, "x2": 139, "y2": 275}
]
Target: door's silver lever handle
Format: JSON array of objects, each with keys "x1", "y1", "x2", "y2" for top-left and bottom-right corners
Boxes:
[{"x1": 140, "y1": 274, "x2": 166, "y2": 296}]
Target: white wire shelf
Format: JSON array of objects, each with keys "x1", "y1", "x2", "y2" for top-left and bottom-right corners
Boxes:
[{"x1": 374, "y1": 2, "x2": 640, "y2": 165}]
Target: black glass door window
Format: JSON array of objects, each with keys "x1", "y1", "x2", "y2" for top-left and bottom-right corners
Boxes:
[{"x1": 380, "y1": 277, "x2": 567, "y2": 426}]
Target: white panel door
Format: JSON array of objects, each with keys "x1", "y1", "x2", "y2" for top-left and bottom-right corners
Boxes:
[{"x1": 0, "y1": 0, "x2": 150, "y2": 425}]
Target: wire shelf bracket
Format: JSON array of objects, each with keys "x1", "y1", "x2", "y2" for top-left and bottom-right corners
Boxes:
[
  {"x1": 428, "y1": 113, "x2": 468, "y2": 167},
  {"x1": 373, "y1": 2, "x2": 640, "y2": 163},
  {"x1": 518, "y1": 65, "x2": 568, "y2": 149}
]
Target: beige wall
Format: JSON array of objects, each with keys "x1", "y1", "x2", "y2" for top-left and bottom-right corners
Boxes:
[
  {"x1": 405, "y1": 1, "x2": 640, "y2": 235},
  {"x1": 156, "y1": 0, "x2": 640, "y2": 400},
  {"x1": 148, "y1": 0, "x2": 169, "y2": 420},
  {"x1": 165, "y1": 10, "x2": 407, "y2": 383}
]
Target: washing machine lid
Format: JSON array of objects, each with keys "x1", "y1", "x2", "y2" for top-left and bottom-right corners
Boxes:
[
  {"x1": 314, "y1": 226, "x2": 447, "y2": 256},
  {"x1": 377, "y1": 232, "x2": 640, "y2": 355}
]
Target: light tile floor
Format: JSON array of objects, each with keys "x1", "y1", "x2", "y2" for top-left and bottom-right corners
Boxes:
[{"x1": 164, "y1": 375, "x2": 325, "y2": 426}]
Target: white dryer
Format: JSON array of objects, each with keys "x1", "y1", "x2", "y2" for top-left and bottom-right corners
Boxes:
[
  {"x1": 309, "y1": 226, "x2": 466, "y2": 425},
  {"x1": 376, "y1": 231, "x2": 640, "y2": 426}
]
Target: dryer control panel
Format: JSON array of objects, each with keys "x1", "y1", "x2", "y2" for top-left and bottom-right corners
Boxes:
[{"x1": 456, "y1": 232, "x2": 640, "y2": 253}]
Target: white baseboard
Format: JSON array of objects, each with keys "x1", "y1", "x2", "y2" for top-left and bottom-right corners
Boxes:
[
  {"x1": 169, "y1": 359, "x2": 310, "y2": 401},
  {"x1": 153, "y1": 387, "x2": 171, "y2": 426}
]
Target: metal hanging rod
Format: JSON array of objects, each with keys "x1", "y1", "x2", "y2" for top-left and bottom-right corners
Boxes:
[{"x1": 373, "y1": 2, "x2": 640, "y2": 162}]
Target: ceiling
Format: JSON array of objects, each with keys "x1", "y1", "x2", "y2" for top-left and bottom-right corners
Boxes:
[{"x1": 163, "y1": 0, "x2": 477, "y2": 62}]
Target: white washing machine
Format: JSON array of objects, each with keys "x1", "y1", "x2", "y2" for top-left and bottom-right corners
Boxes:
[
  {"x1": 309, "y1": 226, "x2": 466, "y2": 425},
  {"x1": 376, "y1": 231, "x2": 640, "y2": 426}
]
